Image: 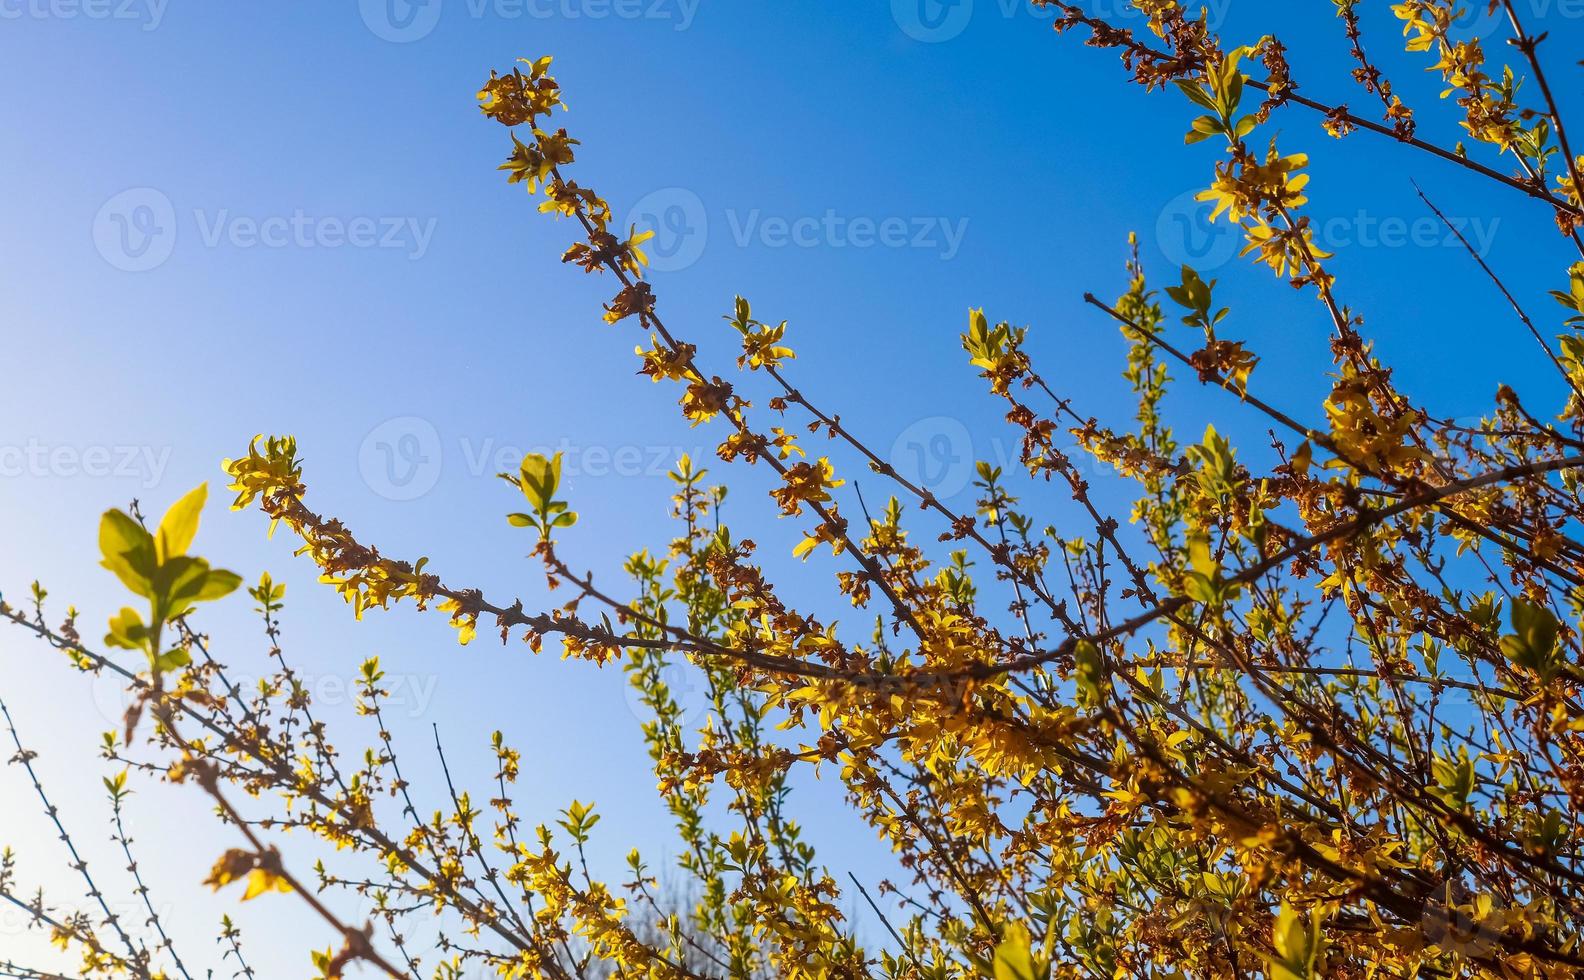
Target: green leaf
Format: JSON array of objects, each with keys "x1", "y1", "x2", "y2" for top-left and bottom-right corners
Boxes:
[
  {"x1": 1500, "y1": 600, "x2": 1561, "y2": 679},
  {"x1": 103, "y1": 770, "x2": 129, "y2": 798},
  {"x1": 1175, "y1": 80, "x2": 1218, "y2": 111},
  {"x1": 99, "y1": 510, "x2": 156, "y2": 598},
  {"x1": 1074, "y1": 641, "x2": 1106, "y2": 706},
  {"x1": 1270, "y1": 904, "x2": 1325, "y2": 980},
  {"x1": 1431, "y1": 748, "x2": 1477, "y2": 809},
  {"x1": 104, "y1": 607, "x2": 148, "y2": 651},
  {"x1": 1186, "y1": 114, "x2": 1223, "y2": 144},
  {"x1": 160, "y1": 556, "x2": 212, "y2": 607},
  {"x1": 1187, "y1": 533, "x2": 1217, "y2": 578},
  {"x1": 153, "y1": 647, "x2": 192, "y2": 674},
  {"x1": 1223, "y1": 72, "x2": 1244, "y2": 114},
  {"x1": 195, "y1": 569, "x2": 243, "y2": 602},
  {"x1": 993, "y1": 921, "x2": 1040, "y2": 980},
  {"x1": 558, "y1": 799, "x2": 601, "y2": 843},
  {"x1": 510, "y1": 452, "x2": 576, "y2": 540},
  {"x1": 1184, "y1": 572, "x2": 1219, "y2": 604},
  {"x1": 518, "y1": 452, "x2": 561, "y2": 511},
  {"x1": 156, "y1": 484, "x2": 207, "y2": 562}
]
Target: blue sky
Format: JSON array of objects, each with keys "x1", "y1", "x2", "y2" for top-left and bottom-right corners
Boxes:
[{"x1": 1, "y1": 0, "x2": 1581, "y2": 974}]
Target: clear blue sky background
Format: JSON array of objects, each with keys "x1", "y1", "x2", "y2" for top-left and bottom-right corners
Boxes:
[{"x1": 1, "y1": 1, "x2": 1580, "y2": 975}]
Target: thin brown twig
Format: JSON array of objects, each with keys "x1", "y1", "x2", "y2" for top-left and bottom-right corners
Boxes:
[{"x1": 1413, "y1": 181, "x2": 1584, "y2": 405}]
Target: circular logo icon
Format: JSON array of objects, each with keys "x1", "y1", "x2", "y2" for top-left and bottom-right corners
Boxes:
[
  {"x1": 1422, "y1": 887, "x2": 1508, "y2": 960},
  {"x1": 360, "y1": 0, "x2": 442, "y2": 42},
  {"x1": 890, "y1": 416, "x2": 974, "y2": 500},
  {"x1": 892, "y1": 0, "x2": 974, "y2": 42},
  {"x1": 91, "y1": 670, "x2": 143, "y2": 731},
  {"x1": 1156, "y1": 187, "x2": 1243, "y2": 272},
  {"x1": 623, "y1": 188, "x2": 708, "y2": 273},
  {"x1": 93, "y1": 188, "x2": 177, "y2": 273},
  {"x1": 359, "y1": 417, "x2": 443, "y2": 501},
  {"x1": 1451, "y1": 1, "x2": 1504, "y2": 42},
  {"x1": 623, "y1": 659, "x2": 714, "y2": 731}
]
